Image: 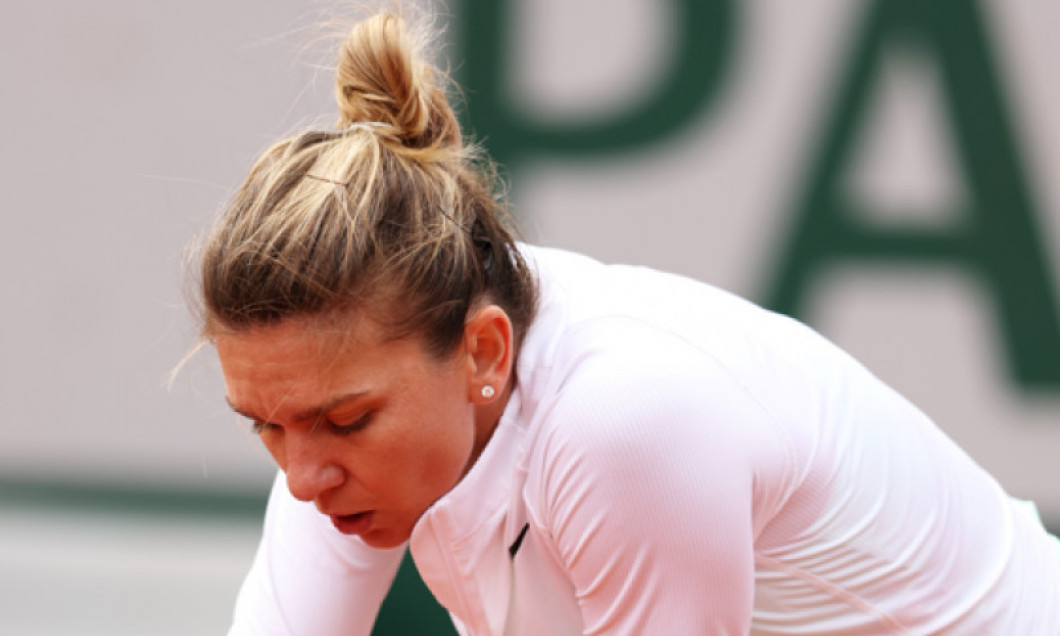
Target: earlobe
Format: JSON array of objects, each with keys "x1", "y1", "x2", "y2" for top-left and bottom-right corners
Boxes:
[{"x1": 464, "y1": 304, "x2": 514, "y2": 402}]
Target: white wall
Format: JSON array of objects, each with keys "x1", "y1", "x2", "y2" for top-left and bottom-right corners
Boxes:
[{"x1": 1, "y1": 0, "x2": 1056, "y2": 518}]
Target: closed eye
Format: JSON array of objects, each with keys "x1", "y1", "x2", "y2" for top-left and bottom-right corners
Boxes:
[
  {"x1": 331, "y1": 412, "x2": 374, "y2": 436},
  {"x1": 248, "y1": 418, "x2": 278, "y2": 436}
]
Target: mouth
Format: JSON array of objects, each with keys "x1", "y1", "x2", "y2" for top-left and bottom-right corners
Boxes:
[{"x1": 329, "y1": 511, "x2": 375, "y2": 536}]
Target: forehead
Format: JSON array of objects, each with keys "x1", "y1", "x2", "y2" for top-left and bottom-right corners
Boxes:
[
  {"x1": 214, "y1": 317, "x2": 386, "y2": 413},
  {"x1": 216, "y1": 316, "x2": 367, "y2": 365}
]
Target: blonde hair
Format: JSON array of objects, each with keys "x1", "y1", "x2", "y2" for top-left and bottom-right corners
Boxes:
[{"x1": 197, "y1": 13, "x2": 537, "y2": 356}]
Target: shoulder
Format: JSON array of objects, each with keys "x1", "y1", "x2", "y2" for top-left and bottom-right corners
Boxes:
[
  {"x1": 540, "y1": 313, "x2": 777, "y2": 430},
  {"x1": 521, "y1": 315, "x2": 788, "y2": 522},
  {"x1": 513, "y1": 319, "x2": 770, "y2": 631}
]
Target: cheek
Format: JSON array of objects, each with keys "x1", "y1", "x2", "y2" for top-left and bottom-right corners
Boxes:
[
  {"x1": 259, "y1": 429, "x2": 287, "y2": 468},
  {"x1": 406, "y1": 392, "x2": 476, "y2": 486}
]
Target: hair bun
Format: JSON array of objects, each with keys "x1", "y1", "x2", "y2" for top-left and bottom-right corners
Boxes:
[{"x1": 334, "y1": 13, "x2": 460, "y2": 151}]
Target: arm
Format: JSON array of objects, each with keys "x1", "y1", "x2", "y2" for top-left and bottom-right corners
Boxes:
[
  {"x1": 229, "y1": 471, "x2": 406, "y2": 636},
  {"x1": 534, "y1": 331, "x2": 782, "y2": 634}
]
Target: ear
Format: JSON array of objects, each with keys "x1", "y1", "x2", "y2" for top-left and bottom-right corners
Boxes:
[{"x1": 462, "y1": 304, "x2": 514, "y2": 403}]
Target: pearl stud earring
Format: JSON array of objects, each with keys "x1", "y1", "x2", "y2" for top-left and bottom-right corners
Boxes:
[{"x1": 481, "y1": 384, "x2": 496, "y2": 399}]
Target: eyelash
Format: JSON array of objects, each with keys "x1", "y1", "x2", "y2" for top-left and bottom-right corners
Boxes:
[
  {"x1": 331, "y1": 412, "x2": 373, "y2": 436},
  {"x1": 248, "y1": 413, "x2": 374, "y2": 437},
  {"x1": 249, "y1": 419, "x2": 275, "y2": 436}
]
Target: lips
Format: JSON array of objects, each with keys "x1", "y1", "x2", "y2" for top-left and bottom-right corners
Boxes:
[{"x1": 329, "y1": 511, "x2": 374, "y2": 535}]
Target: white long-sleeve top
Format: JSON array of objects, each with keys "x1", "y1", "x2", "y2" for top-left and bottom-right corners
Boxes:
[{"x1": 229, "y1": 245, "x2": 1060, "y2": 635}]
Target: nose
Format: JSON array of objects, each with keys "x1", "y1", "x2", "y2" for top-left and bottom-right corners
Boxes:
[{"x1": 283, "y1": 435, "x2": 345, "y2": 502}]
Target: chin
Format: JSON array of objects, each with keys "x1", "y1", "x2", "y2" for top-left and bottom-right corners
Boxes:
[{"x1": 360, "y1": 526, "x2": 412, "y2": 549}]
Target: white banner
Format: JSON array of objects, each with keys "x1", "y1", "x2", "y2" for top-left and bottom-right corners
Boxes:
[{"x1": 0, "y1": 0, "x2": 1056, "y2": 522}]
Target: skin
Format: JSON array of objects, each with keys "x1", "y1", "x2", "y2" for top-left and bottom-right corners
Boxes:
[{"x1": 215, "y1": 304, "x2": 515, "y2": 548}]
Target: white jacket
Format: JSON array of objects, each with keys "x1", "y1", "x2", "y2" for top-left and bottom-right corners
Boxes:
[{"x1": 230, "y1": 246, "x2": 1060, "y2": 635}]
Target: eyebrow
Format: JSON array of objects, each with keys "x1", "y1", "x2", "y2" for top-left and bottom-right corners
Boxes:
[{"x1": 225, "y1": 391, "x2": 369, "y2": 423}]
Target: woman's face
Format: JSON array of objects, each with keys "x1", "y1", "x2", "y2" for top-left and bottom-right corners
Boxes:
[{"x1": 215, "y1": 316, "x2": 481, "y2": 548}]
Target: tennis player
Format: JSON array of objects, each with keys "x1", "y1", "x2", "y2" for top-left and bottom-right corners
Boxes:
[{"x1": 196, "y1": 12, "x2": 1060, "y2": 635}]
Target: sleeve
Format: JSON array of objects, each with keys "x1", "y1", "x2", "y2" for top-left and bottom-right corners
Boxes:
[
  {"x1": 228, "y1": 471, "x2": 406, "y2": 636},
  {"x1": 532, "y1": 328, "x2": 784, "y2": 635}
]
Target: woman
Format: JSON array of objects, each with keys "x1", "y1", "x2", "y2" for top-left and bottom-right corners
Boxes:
[{"x1": 197, "y1": 12, "x2": 1060, "y2": 635}]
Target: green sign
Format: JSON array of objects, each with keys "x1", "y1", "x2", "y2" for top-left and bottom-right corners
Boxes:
[
  {"x1": 455, "y1": 0, "x2": 1060, "y2": 391},
  {"x1": 766, "y1": 0, "x2": 1060, "y2": 390}
]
